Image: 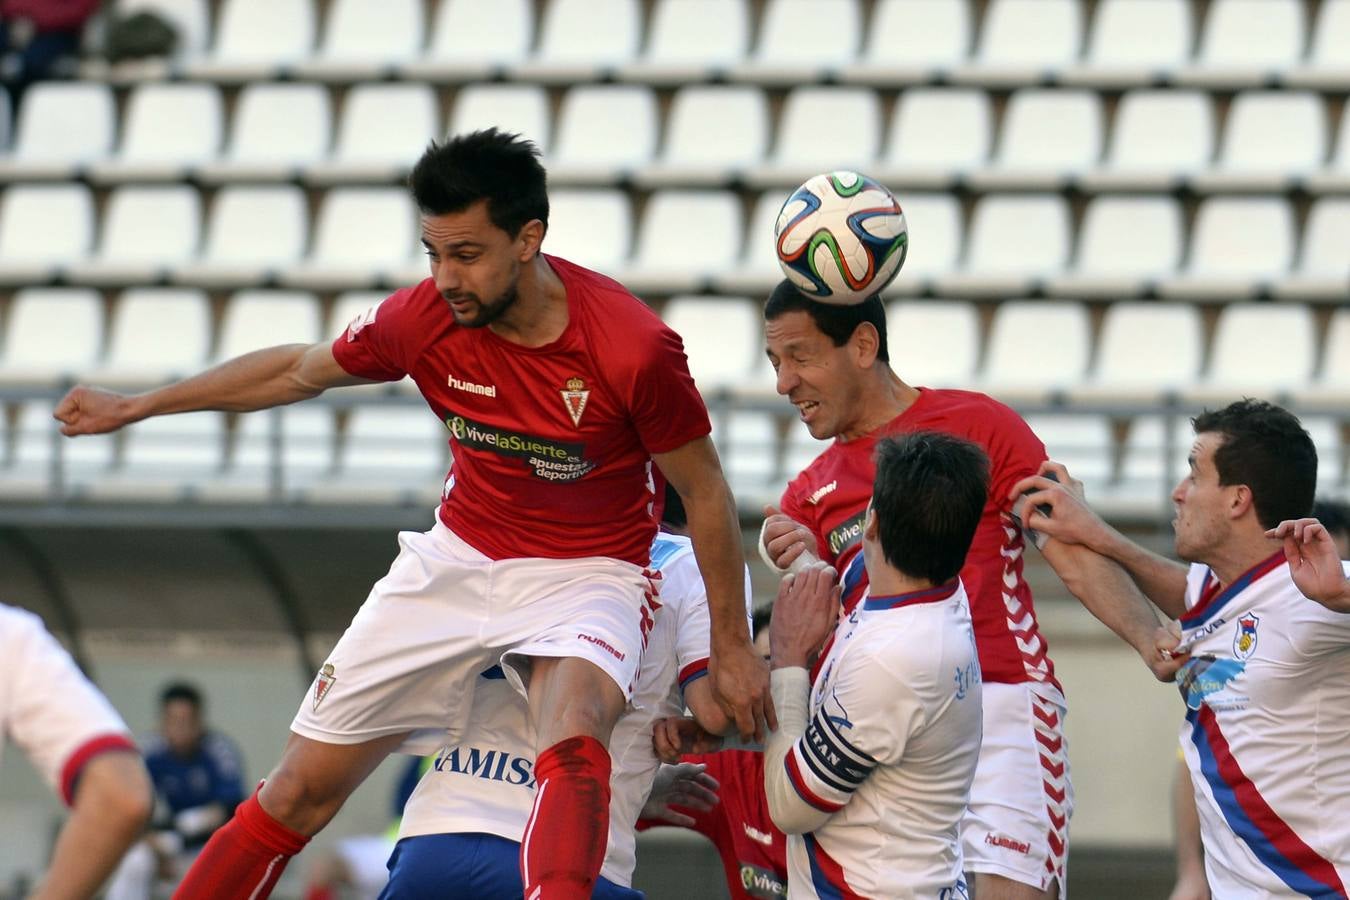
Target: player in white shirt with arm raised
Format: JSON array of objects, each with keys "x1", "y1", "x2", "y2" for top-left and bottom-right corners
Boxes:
[{"x1": 764, "y1": 431, "x2": 986, "y2": 900}]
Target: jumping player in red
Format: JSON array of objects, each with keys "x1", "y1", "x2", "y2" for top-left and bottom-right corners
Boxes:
[
  {"x1": 53, "y1": 129, "x2": 772, "y2": 900},
  {"x1": 758, "y1": 282, "x2": 1167, "y2": 899}
]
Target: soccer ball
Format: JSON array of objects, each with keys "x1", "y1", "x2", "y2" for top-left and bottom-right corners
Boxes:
[{"x1": 773, "y1": 171, "x2": 908, "y2": 305}]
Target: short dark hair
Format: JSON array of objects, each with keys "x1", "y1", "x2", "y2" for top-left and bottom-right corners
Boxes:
[
  {"x1": 871, "y1": 431, "x2": 989, "y2": 584},
  {"x1": 661, "y1": 481, "x2": 687, "y2": 529},
  {"x1": 1313, "y1": 498, "x2": 1350, "y2": 540},
  {"x1": 409, "y1": 128, "x2": 549, "y2": 238},
  {"x1": 160, "y1": 682, "x2": 203, "y2": 711},
  {"x1": 751, "y1": 606, "x2": 772, "y2": 642},
  {"x1": 1192, "y1": 399, "x2": 1317, "y2": 529},
  {"x1": 764, "y1": 280, "x2": 889, "y2": 364}
]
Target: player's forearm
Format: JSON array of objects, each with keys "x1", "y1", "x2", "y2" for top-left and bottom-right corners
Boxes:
[
  {"x1": 763, "y1": 668, "x2": 830, "y2": 834},
  {"x1": 1091, "y1": 528, "x2": 1189, "y2": 619},
  {"x1": 125, "y1": 344, "x2": 326, "y2": 420},
  {"x1": 685, "y1": 480, "x2": 753, "y2": 649},
  {"x1": 34, "y1": 752, "x2": 152, "y2": 900},
  {"x1": 1041, "y1": 540, "x2": 1162, "y2": 658}
]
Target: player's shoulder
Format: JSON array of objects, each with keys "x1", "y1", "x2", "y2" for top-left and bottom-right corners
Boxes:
[
  {"x1": 0, "y1": 603, "x2": 52, "y2": 654},
  {"x1": 551, "y1": 255, "x2": 674, "y2": 342},
  {"x1": 912, "y1": 388, "x2": 1031, "y2": 432}
]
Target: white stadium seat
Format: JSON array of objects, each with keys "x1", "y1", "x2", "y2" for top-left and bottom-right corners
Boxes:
[
  {"x1": 1292, "y1": 308, "x2": 1350, "y2": 407},
  {"x1": 85, "y1": 288, "x2": 212, "y2": 388},
  {"x1": 976, "y1": 300, "x2": 1090, "y2": 404},
  {"x1": 1106, "y1": 415, "x2": 1192, "y2": 518},
  {"x1": 0, "y1": 401, "x2": 116, "y2": 500},
  {"x1": 1285, "y1": 0, "x2": 1350, "y2": 89},
  {"x1": 714, "y1": 410, "x2": 780, "y2": 504},
  {"x1": 512, "y1": 0, "x2": 640, "y2": 82},
  {"x1": 875, "y1": 88, "x2": 991, "y2": 189},
  {"x1": 731, "y1": 0, "x2": 861, "y2": 85},
  {"x1": 539, "y1": 190, "x2": 632, "y2": 276},
  {"x1": 198, "y1": 405, "x2": 337, "y2": 503},
  {"x1": 65, "y1": 186, "x2": 201, "y2": 287},
  {"x1": 660, "y1": 296, "x2": 760, "y2": 392},
  {"x1": 1067, "y1": 302, "x2": 1203, "y2": 405},
  {"x1": 888, "y1": 193, "x2": 962, "y2": 292},
  {"x1": 184, "y1": 0, "x2": 316, "y2": 81},
  {"x1": 173, "y1": 185, "x2": 307, "y2": 288},
  {"x1": 310, "y1": 406, "x2": 448, "y2": 506},
  {"x1": 1307, "y1": 97, "x2": 1350, "y2": 192},
  {"x1": 934, "y1": 194, "x2": 1069, "y2": 297},
  {"x1": 306, "y1": 83, "x2": 439, "y2": 183},
  {"x1": 0, "y1": 288, "x2": 105, "y2": 387},
  {"x1": 82, "y1": 412, "x2": 227, "y2": 502},
  {"x1": 711, "y1": 189, "x2": 790, "y2": 295},
  {"x1": 1159, "y1": 197, "x2": 1294, "y2": 300},
  {"x1": 839, "y1": 0, "x2": 972, "y2": 85},
  {"x1": 1081, "y1": 90, "x2": 1214, "y2": 191},
  {"x1": 746, "y1": 87, "x2": 882, "y2": 187},
  {"x1": 1190, "y1": 91, "x2": 1328, "y2": 192},
  {"x1": 618, "y1": 0, "x2": 749, "y2": 84},
  {"x1": 885, "y1": 300, "x2": 980, "y2": 388},
  {"x1": 197, "y1": 83, "x2": 332, "y2": 183},
  {"x1": 1047, "y1": 196, "x2": 1182, "y2": 298},
  {"x1": 1025, "y1": 413, "x2": 1115, "y2": 493},
  {"x1": 281, "y1": 188, "x2": 414, "y2": 291},
  {"x1": 622, "y1": 191, "x2": 742, "y2": 294},
  {"x1": 1274, "y1": 198, "x2": 1350, "y2": 302},
  {"x1": 970, "y1": 89, "x2": 1102, "y2": 190},
  {"x1": 1177, "y1": 0, "x2": 1306, "y2": 89},
  {"x1": 214, "y1": 291, "x2": 322, "y2": 363},
  {"x1": 447, "y1": 84, "x2": 551, "y2": 152},
  {"x1": 401, "y1": 0, "x2": 533, "y2": 81},
  {"x1": 0, "y1": 184, "x2": 94, "y2": 285},
  {"x1": 292, "y1": 0, "x2": 424, "y2": 80},
  {"x1": 0, "y1": 82, "x2": 114, "y2": 181},
  {"x1": 952, "y1": 0, "x2": 1082, "y2": 87},
  {"x1": 89, "y1": 83, "x2": 223, "y2": 183},
  {"x1": 548, "y1": 86, "x2": 658, "y2": 184},
  {"x1": 1184, "y1": 303, "x2": 1315, "y2": 404},
  {"x1": 636, "y1": 86, "x2": 769, "y2": 187},
  {"x1": 1061, "y1": 0, "x2": 1191, "y2": 88}
]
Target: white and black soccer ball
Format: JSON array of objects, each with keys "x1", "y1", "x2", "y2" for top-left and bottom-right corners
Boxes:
[{"x1": 773, "y1": 171, "x2": 908, "y2": 305}]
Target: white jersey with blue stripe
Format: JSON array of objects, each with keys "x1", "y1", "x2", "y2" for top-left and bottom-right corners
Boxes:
[
  {"x1": 1177, "y1": 554, "x2": 1350, "y2": 899},
  {"x1": 782, "y1": 581, "x2": 982, "y2": 899},
  {"x1": 395, "y1": 533, "x2": 749, "y2": 887}
]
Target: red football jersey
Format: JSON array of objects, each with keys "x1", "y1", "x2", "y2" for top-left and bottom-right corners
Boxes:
[
  {"x1": 331, "y1": 255, "x2": 711, "y2": 566},
  {"x1": 639, "y1": 749, "x2": 787, "y2": 900},
  {"x1": 780, "y1": 388, "x2": 1059, "y2": 689}
]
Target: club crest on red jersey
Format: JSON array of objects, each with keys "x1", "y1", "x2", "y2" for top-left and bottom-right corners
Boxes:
[
  {"x1": 313, "y1": 663, "x2": 337, "y2": 710},
  {"x1": 561, "y1": 376, "x2": 590, "y2": 427},
  {"x1": 1233, "y1": 614, "x2": 1260, "y2": 660}
]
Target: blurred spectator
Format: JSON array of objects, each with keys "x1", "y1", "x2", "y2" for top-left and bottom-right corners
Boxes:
[
  {"x1": 0, "y1": 0, "x2": 99, "y2": 109},
  {"x1": 106, "y1": 682, "x2": 246, "y2": 900}
]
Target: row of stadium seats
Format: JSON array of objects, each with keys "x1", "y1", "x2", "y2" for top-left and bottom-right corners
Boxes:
[
  {"x1": 109, "y1": 0, "x2": 1350, "y2": 90},
  {"x1": 3, "y1": 183, "x2": 1344, "y2": 301},
  {"x1": 1, "y1": 287, "x2": 1346, "y2": 408},
  {"x1": 6, "y1": 80, "x2": 1350, "y2": 193},
  {"x1": 3, "y1": 397, "x2": 1344, "y2": 516}
]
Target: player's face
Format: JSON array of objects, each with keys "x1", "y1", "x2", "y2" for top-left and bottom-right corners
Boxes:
[
  {"x1": 421, "y1": 201, "x2": 530, "y2": 329},
  {"x1": 1171, "y1": 432, "x2": 1234, "y2": 562},
  {"x1": 162, "y1": 699, "x2": 204, "y2": 757},
  {"x1": 764, "y1": 311, "x2": 866, "y2": 440}
]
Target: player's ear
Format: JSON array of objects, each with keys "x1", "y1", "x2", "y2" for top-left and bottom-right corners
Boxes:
[
  {"x1": 1229, "y1": 484, "x2": 1255, "y2": 520},
  {"x1": 851, "y1": 322, "x2": 880, "y2": 368},
  {"x1": 516, "y1": 219, "x2": 546, "y2": 261},
  {"x1": 863, "y1": 503, "x2": 878, "y2": 541}
]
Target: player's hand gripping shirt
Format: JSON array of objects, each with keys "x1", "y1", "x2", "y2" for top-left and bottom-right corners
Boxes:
[
  {"x1": 1176, "y1": 554, "x2": 1350, "y2": 898},
  {"x1": 770, "y1": 581, "x2": 983, "y2": 899},
  {"x1": 331, "y1": 255, "x2": 712, "y2": 566},
  {"x1": 395, "y1": 533, "x2": 750, "y2": 888},
  {"x1": 0, "y1": 604, "x2": 137, "y2": 804},
  {"x1": 779, "y1": 388, "x2": 1057, "y2": 690}
]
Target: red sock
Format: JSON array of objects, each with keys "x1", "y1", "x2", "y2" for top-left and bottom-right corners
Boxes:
[
  {"x1": 521, "y1": 736, "x2": 612, "y2": 900},
  {"x1": 172, "y1": 791, "x2": 309, "y2": 899}
]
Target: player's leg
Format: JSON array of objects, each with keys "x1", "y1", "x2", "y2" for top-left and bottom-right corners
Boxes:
[
  {"x1": 961, "y1": 683, "x2": 1072, "y2": 900},
  {"x1": 172, "y1": 732, "x2": 405, "y2": 899},
  {"x1": 520, "y1": 655, "x2": 627, "y2": 900}
]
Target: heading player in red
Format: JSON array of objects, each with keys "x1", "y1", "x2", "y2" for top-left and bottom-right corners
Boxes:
[
  {"x1": 54, "y1": 129, "x2": 772, "y2": 900},
  {"x1": 758, "y1": 282, "x2": 1168, "y2": 899}
]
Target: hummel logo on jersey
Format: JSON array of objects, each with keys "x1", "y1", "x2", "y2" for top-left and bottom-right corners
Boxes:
[
  {"x1": 807, "y1": 481, "x2": 838, "y2": 505},
  {"x1": 345, "y1": 302, "x2": 381, "y2": 341},
  {"x1": 561, "y1": 376, "x2": 590, "y2": 427},
  {"x1": 447, "y1": 373, "x2": 497, "y2": 397},
  {"x1": 742, "y1": 823, "x2": 774, "y2": 846}
]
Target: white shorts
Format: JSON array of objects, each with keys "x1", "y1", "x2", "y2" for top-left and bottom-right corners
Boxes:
[
  {"x1": 291, "y1": 519, "x2": 654, "y2": 755},
  {"x1": 962, "y1": 682, "x2": 1073, "y2": 896}
]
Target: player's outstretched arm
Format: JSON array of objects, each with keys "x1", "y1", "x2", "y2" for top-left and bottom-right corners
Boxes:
[
  {"x1": 1012, "y1": 461, "x2": 1189, "y2": 618},
  {"x1": 1267, "y1": 517, "x2": 1350, "y2": 613},
  {"x1": 655, "y1": 437, "x2": 775, "y2": 742},
  {"x1": 54, "y1": 342, "x2": 375, "y2": 436},
  {"x1": 32, "y1": 749, "x2": 153, "y2": 900}
]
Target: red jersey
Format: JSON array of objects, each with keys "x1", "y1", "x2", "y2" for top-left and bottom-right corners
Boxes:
[
  {"x1": 331, "y1": 255, "x2": 711, "y2": 566},
  {"x1": 639, "y1": 749, "x2": 787, "y2": 900},
  {"x1": 780, "y1": 388, "x2": 1059, "y2": 689}
]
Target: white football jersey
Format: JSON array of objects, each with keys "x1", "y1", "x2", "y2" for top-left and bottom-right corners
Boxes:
[
  {"x1": 0, "y1": 604, "x2": 134, "y2": 803},
  {"x1": 1176, "y1": 554, "x2": 1350, "y2": 898},
  {"x1": 782, "y1": 581, "x2": 982, "y2": 899},
  {"x1": 396, "y1": 533, "x2": 751, "y2": 887}
]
